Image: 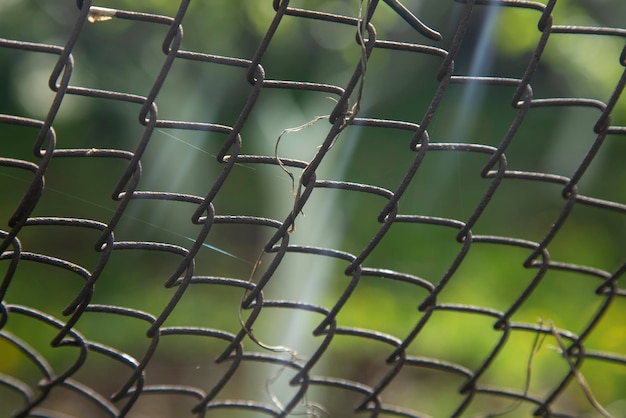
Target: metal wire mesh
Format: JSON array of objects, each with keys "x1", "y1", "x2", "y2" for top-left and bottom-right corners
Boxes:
[{"x1": 1, "y1": 0, "x2": 625, "y2": 417}]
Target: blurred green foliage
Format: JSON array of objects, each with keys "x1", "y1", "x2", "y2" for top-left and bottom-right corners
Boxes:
[{"x1": 1, "y1": 1, "x2": 625, "y2": 417}]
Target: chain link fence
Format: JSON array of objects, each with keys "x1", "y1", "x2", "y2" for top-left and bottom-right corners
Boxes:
[{"x1": 1, "y1": 0, "x2": 625, "y2": 417}]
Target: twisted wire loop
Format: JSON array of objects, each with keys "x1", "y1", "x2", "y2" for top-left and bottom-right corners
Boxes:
[{"x1": 1, "y1": 0, "x2": 625, "y2": 417}]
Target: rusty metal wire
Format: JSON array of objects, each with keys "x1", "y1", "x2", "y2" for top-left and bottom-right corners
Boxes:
[{"x1": 1, "y1": 0, "x2": 625, "y2": 417}]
